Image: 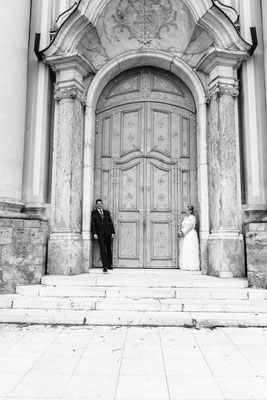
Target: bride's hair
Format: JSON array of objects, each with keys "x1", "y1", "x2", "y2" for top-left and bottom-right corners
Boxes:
[{"x1": 187, "y1": 205, "x2": 194, "y2": 215}]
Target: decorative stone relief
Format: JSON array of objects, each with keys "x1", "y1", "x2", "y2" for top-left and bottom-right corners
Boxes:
[
  {"x1": 96, "y1": 0, "x2": 209, "y2": 62},
  {"x1": 113, "y1": 0, "x2": 177, "y2": 45}
]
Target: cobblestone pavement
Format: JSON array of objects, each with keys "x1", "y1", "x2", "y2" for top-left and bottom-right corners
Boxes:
[{"x1": 0, "y1": 324, "x2": 267, "y2": 399}]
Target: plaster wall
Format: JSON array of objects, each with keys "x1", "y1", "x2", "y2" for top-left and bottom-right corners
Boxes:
[{"x1": 0, "y1": 0, "x2": 31, "y2": 200}]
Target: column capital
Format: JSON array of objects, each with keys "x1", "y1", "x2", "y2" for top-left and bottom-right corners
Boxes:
[
  {"x1": 206, "y1": 82, "x2": 239, "y2": 103},
  {"x1": 54, "y1": 86, "x2": 87, "y2": 106},
  {"x1": 45, "y1": 51, "x2": 95, "y2": 104}
]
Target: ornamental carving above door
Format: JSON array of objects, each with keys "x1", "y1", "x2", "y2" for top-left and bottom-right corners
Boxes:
[
  {"x1": 93, "y1": 67, "x2": 197, "y2": 268},
  {"x1": 113, "y1": 0, "x2": 177, "y2": 44}
]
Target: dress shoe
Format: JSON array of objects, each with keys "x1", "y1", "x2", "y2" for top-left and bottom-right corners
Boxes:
[
  {"x1": 107, "y1": 266, "x2": 113, "y2": 270},
  {"x1": 103, "y1": 268, "x2": 108, "y2": 273}
]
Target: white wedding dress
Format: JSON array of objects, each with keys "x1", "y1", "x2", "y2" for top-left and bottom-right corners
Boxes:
[{"x1": 179, "y1": 215, "x2": 200, "y2": 270}]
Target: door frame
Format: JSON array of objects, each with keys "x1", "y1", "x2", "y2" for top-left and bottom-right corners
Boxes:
[{"x1": 82, "y1": 51, "x2": 209, "y2": 272}]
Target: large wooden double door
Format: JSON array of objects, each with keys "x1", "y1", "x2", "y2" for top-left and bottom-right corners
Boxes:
[{"x1": 93, "y1": 68, "x2": 197, "y2": 268}]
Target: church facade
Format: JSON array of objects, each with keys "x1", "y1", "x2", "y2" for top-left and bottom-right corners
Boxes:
[{"x1": 0, "y1": 0, "x2": 267, "y2": 292}]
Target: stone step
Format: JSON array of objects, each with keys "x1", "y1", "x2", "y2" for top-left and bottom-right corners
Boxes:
[
  {"x1": 40, "y1": 273, "x2": 249, "y2": 289},
  {"x1": 2, "y1": 271, "x2": 266, "y2": 327},
  {"x1": 1, "y1": 295, "x2": 267, "y2": 313},
  {"x1": 0, "y1": 308, "x2": 267, "y2": 328},
  {"x1": 16, "y1": 284, "x2": 267, "y2": 300}
]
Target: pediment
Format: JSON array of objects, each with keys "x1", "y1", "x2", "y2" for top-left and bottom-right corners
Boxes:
[{"x1": 43, "y1": 0, "x2": 250, "y2": 72}]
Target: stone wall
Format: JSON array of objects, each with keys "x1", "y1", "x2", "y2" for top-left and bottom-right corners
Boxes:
[
  {"x1": 0, "y1": 218, "x2": 49, "y2": 293},
  {"x1": 244, "y1": 222, "x2": 267, "y2": 288}
]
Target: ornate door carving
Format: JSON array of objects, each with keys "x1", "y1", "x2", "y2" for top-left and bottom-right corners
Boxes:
[{"x1": 93, "y1": 67, "x2": 197, "y2": 268}]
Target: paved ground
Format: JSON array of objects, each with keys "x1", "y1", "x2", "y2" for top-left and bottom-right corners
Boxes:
[{"x1": 0, "y1": 324, "x2": 267, "y2": 399}]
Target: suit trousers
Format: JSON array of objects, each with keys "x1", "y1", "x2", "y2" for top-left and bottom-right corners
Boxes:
[{"x1": 98, "y1": 235, "x2": 112, "y2": 268}]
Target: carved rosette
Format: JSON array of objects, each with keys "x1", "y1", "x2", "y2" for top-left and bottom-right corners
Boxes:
[
  {"x1": 207, "y1": 83, "x2": 239, "y2": 103},
  {"x1": 54, "y1": 86, "x2": 87, "y2": 106}
]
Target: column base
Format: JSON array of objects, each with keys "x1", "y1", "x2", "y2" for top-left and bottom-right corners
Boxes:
[
  {"x1": 47, "y1": 232, "x2": 83, "y2": 275},
  {"x1": 244, "y1": 222, "x2": 267, "y2": 288},
  {"x1": 208, "y1": 231, "x2": 245, "y2": 278}
]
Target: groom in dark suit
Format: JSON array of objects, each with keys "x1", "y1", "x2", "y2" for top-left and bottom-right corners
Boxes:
[{"x1": 91, "y1": 199, "x2": 115, "y2": 272}]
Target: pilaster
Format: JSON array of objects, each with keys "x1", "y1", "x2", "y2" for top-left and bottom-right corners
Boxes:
[
  {"x1": 46, "y1": 52, "x2": 93, "y2": 275},
  {"x1": 22, "y1": 0, "x2": 54, "y2": 210},
  {"x1": 0, "y1": 0, "x2": 31, "y2": 201},
  {"x1": 239, "y1": 0, "x2": 267, "y2": 217}
]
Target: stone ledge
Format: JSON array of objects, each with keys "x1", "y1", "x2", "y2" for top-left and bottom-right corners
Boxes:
[{"x1": 0, "y1": 309, "x2": 267, "y2": 327}]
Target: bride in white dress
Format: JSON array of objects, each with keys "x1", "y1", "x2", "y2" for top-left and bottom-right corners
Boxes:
[{"x1": 178, "y1": 205, "x2": 200, "y2": 270}]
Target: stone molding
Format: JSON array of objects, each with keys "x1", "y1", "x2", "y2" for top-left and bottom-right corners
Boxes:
[
  {"x1": 213, "y1": 0, "x2": 239, "y2": 25},
  {"x1": 243, "y1": 206, "x2": 267, "y2": 224},
  {"x1": 0, "y1": 198, "x2": 28, "y2": 219},
  {"x1": 54, "y1": 86, "x2": 87, "y2": 106},
  {"x1": 23, "y1": 203, "x2": 47, "y2": 221},
  {"x1": 45, "y1": 51, "x2": 95, "y2": 76},
  {"x1": 42, "y1": 1, "x2": 250, "y2": 58},
  {"x1": 0, "y1": 199, "x2": 48, "y2": 221}
]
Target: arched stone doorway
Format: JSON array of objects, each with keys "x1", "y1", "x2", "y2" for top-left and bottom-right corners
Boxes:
[
  {"x1": 42, "y1": 0, "x2": 250, "y2": 278},
  {"x1": 92, "y1": 67, "x2": 197, "y2": 268},
  {"x1": 82, "y1": 52, "x2": 208, "y2": 273}
]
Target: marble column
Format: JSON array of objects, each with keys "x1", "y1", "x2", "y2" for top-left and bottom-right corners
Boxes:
[
  {"x1": 201, "y1": 57, "x2": 246, "y2": 278},
  {"x1": 46, "y1": 53, "x2": 92, "y2": 275}
]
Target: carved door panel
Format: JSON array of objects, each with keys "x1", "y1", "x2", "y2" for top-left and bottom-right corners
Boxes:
[
  {"x1": 146, "y1": 159, "x2": 177, "y2": 268},
  {"x1": 93, "y1": 102, "x2": 146, "y2": 268},
  {"x1": 115, "y1": 159, "x2": 145, "y2": 268}
]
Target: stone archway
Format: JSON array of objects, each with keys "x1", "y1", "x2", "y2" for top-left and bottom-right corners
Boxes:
[
  {"x1": 92, "y1": 66, "x2": 198, "y2": 269},
  {"x1": 42, "y1": 0, "x2": 251, "y2": 277},
  {"x1": 82, "y1": 52, "x2": 209, "y2": 272}
]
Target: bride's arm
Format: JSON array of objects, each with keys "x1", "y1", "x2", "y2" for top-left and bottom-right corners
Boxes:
[
  {"x1": 181, "y1": 216, "x2": 195, "y2": 236},
  {"x1": 181, "y1": 222, "x2": 194, "y2": 236}
]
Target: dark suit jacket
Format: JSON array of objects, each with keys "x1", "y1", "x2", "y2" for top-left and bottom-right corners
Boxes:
[{"x1": 91, "y1": 209, "x2": 115, "y2": 237}]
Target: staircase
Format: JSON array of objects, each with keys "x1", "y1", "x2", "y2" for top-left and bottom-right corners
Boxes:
[{"x1": 0, "y1": 269, "x2": 267, "y2": 327}]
